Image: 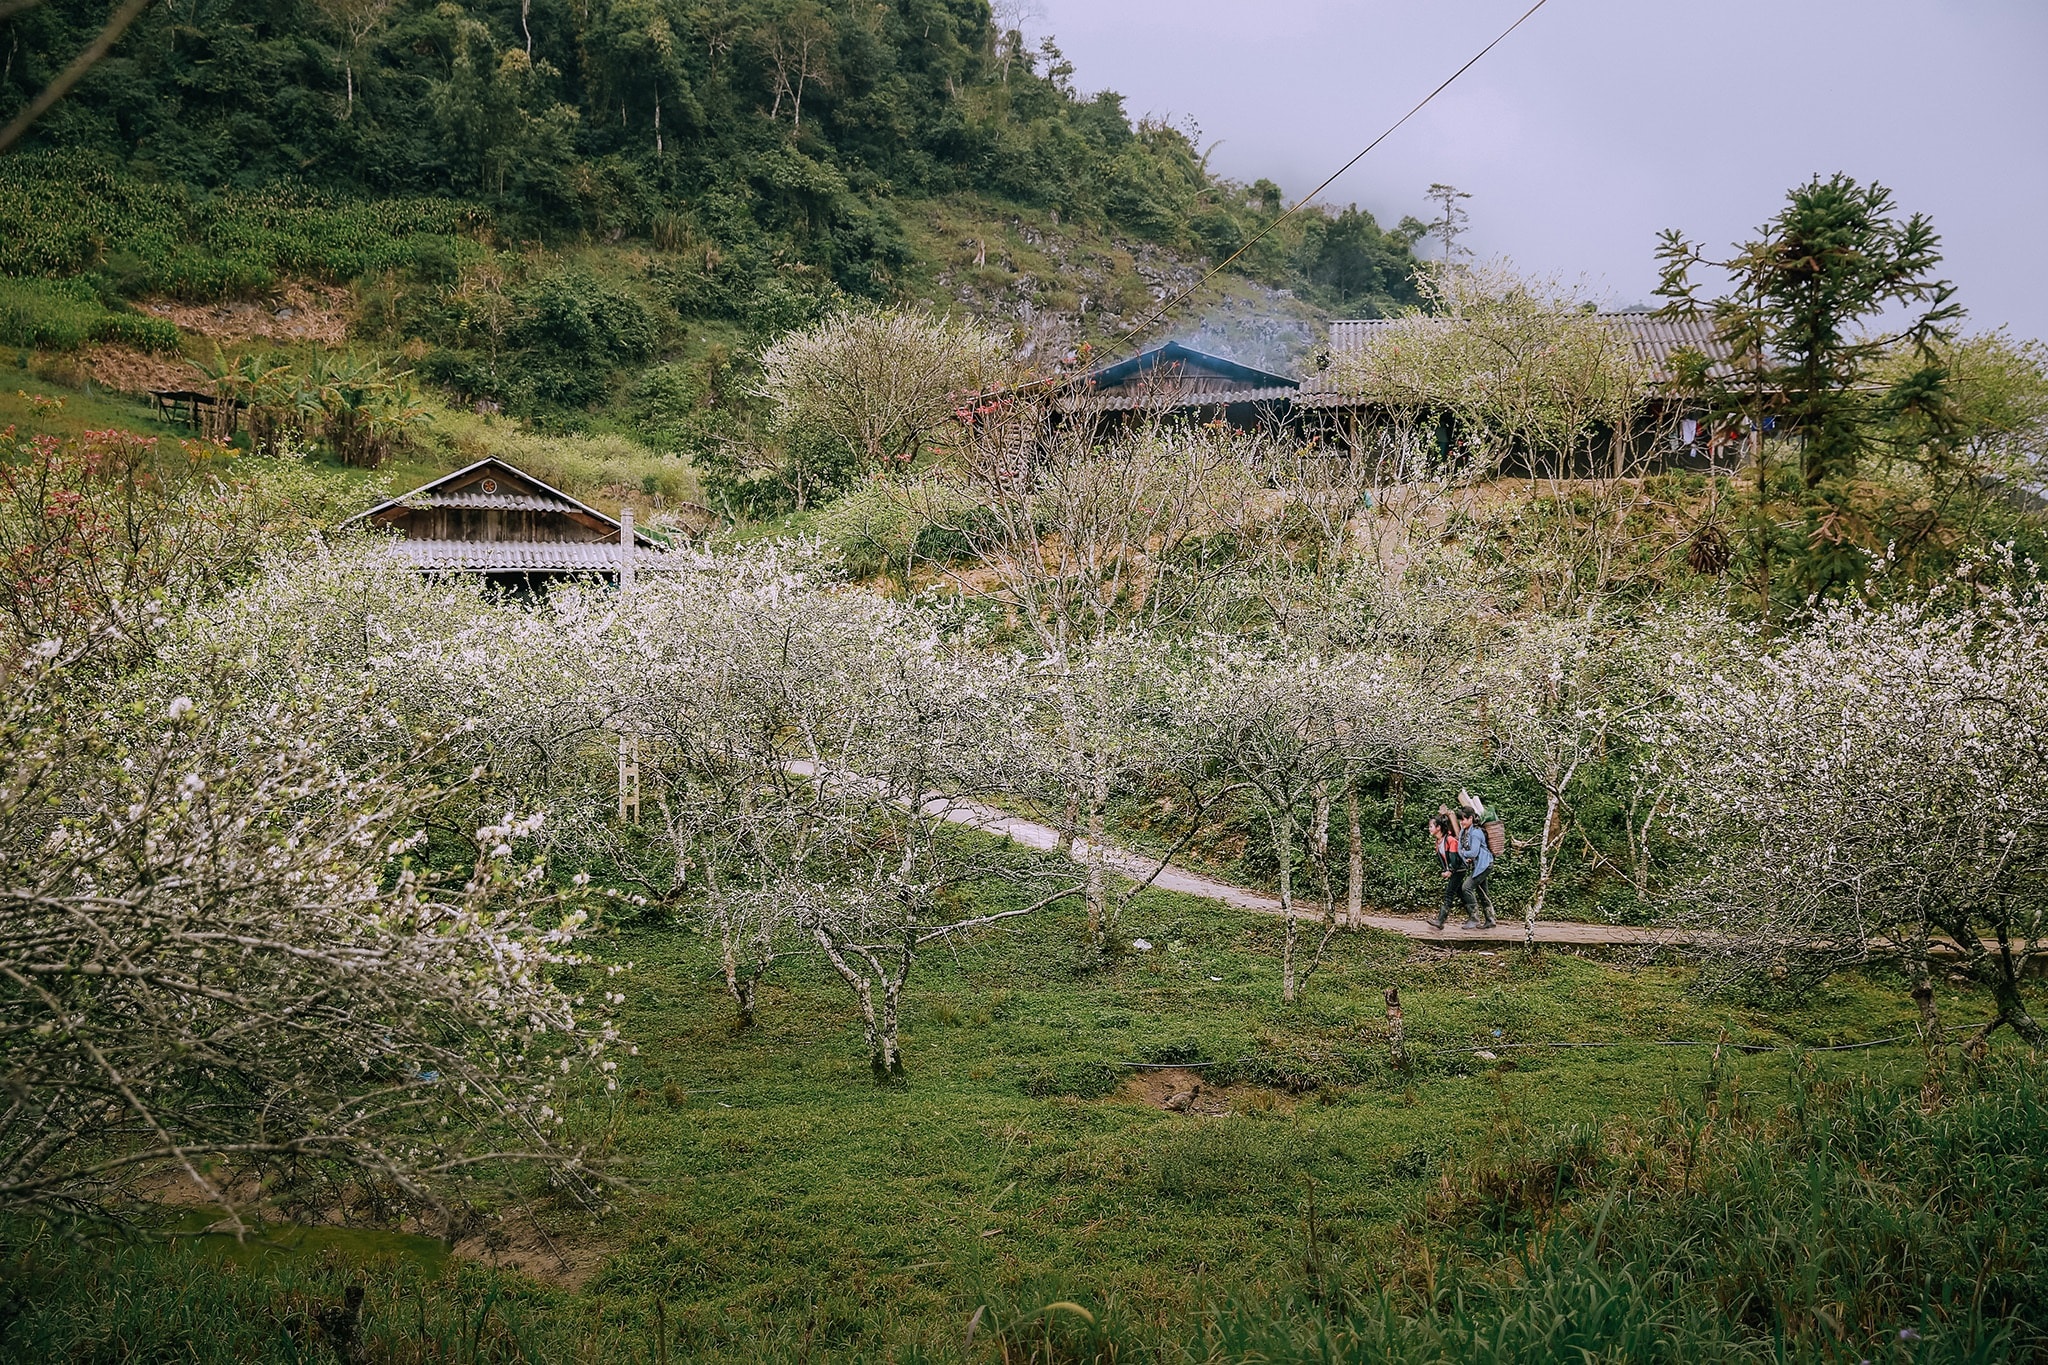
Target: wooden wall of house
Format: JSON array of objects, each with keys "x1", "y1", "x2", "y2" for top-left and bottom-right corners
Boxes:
[{"x1": 373, "y1": 507, "x2": 611, "y2": 543}]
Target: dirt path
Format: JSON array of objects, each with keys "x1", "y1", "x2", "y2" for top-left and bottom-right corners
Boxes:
[{"x1": 920, "y1": 792, "x2": 1683, "y2": 948}]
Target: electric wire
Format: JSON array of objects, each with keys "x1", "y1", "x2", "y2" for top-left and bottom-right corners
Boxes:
[{"x1": 1096, "y1": 0, "x2": 1555, "y2": 368}]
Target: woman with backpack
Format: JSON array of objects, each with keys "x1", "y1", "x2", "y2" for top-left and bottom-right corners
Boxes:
[{"x1": 1456, "y1": 808, "x2": 1498, "y2": 928}]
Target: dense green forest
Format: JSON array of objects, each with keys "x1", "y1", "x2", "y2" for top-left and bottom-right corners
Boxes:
[{"x1": 0, "y1": 0, "x2": 1423, "y2": 318}]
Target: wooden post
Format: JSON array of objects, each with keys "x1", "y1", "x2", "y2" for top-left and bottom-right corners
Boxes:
[
  {"x1": 1384, "y1": 986, "x2": 1405, "y2": 1069},
  {"x1": 619, "y1": 503, "x2": 637, "y2": 596},
  {"x1": 1345, "y1": 777, "x2": 1363, "y2": 930}
]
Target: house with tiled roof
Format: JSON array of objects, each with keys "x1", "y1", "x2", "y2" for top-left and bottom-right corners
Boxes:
[{"x1": 344, "y1": 457, "x2": 678, "y2": 584}]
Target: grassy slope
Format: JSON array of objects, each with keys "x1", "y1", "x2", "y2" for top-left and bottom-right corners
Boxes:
[
  {"x1": 7, "y1": 874, "x2": 2002, "y2": 1361},
  {"x1": 592, "y1": 887, "x2": 1952, "y2": 1354},
  {"x1": 0, "y1": 370, "x2": 188, "y2": 441},
  {"x1": 894, "y1": 196, "x2": 1327, "y2": 371}
]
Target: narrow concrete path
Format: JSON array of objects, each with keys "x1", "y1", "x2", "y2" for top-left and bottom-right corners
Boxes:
[{"x1": 919, "y1": 791, "x2": 1683, "y2": 949}]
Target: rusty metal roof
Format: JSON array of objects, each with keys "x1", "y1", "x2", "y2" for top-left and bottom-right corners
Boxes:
[
  {"x1": 345, "y1": 457, "x2": 661, "y2": 545},
  {"x1": 385, "y1": 539, "x2": 687, "y2": 573},
  {"x1": 404, "y1": 491, "x2": 584, "y2": 512},
  {"x1": 1312, "y1": 312, "x2": 1735, "y2": 392}
]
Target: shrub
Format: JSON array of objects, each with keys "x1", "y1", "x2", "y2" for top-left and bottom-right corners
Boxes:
[
  {"x1": 0, "y1": 154, "x2": 486, "y2": 300},
  {"x1": 0, "y1": 278, "x2": 100, "y2": 349},
  {"x1": 0, "y1": 278, "x2": 182, "y2": 353},
  {"x1": 89, "y1": 311, "x2": 183, "y2": 352}
]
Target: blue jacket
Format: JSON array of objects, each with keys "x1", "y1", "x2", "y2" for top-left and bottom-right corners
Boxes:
[{"x1": 1460, "y1": 824, "x2": 1493, "y2": 877}]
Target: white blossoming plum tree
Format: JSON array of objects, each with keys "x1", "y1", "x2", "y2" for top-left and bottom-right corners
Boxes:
[
  {"x1": 1174, "y1": 643, "x2": 1424, "y2": 1000},
  {"x1": 1657, "y1": 562, "x2": 2048, "y2": 1044},
  {"x1": 1486, "y1": 609, "x2": 1674, "y2": 944},
  {"x1": 578, "y1": 547, "x2": 1048, "y2": 1072},
  {"x1": 915, "y1": 421, "x2": 1266, "y2": 958},
  {"x1": 0, "y1": 638, "x2": 616, "y2": 1227}
]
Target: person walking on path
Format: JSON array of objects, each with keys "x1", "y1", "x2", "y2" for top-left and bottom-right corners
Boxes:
[
  {"x1": 1430, "y1": 813, "x2": 1467, "y2": 930},
  {"x1": 1457, "y1": 808, "x2": 1497, "y2": 928}
]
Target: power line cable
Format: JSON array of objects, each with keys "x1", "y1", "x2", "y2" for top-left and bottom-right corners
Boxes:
[{"x1": 1100, "y1": 0, "x2": 1555, "y2": 365}]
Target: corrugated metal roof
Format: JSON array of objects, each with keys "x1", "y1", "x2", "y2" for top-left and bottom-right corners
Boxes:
[
  {"x1": 399, "y1": 490, "x2": 584, "y2": 513},
  {"x1": 1058, "y1": 386, "x2": 1299, "y2": 414},
  {"x1": 1315, "y1": 312, "x2": 1735, "y2": 390},
  {"x1": 388, "y1": 540, "x2": 686, "y2": 573},
  {"x1": 1088, "y1": 341, "x2": 1298, "y2": 392}
]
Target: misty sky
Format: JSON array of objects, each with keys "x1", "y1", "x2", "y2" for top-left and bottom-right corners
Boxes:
[{"x1": 1029, "y1": 0, "x2": 2047, "y2": 340}]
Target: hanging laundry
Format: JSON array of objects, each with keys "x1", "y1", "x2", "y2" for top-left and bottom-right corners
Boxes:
[{"x1": 1681, "y1": 419, "x2": 1699, "y2": 445}]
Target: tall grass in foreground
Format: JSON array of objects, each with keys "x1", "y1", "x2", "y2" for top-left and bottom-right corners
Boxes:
[{"x1": 2, "y1": 1056, "x2": 2041, "y2": 1363}]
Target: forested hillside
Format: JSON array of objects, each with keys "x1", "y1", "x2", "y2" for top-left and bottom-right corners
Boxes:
[
  {"x1": 0, "y1": 0, "x2": 1423, "y2": 329},
  {"x1": 0, "y1": 0, "x2": 1426, "y2": 513}
]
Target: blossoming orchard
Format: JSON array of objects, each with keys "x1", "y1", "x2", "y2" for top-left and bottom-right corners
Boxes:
[{"x1": 1, "y1": 210, "x2": 2045, "y2": 1355}]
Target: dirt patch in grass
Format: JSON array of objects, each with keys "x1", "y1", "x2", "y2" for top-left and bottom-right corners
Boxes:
[
  {"x1": 132, "y1": 1164, "x2": 609, "y2": 1289},
  {"x1": 1122, "y1": 1072, "x2": 1228, "y2": 1113},
  {"x1": 82, "y1": 344, "x2": 203, "y2": 394},
  {"x1": 140, "y1": 280, "x2": 351, "y2": 347},
  {"x1": 452, "y1": 1211, "x2": 611, "y2": 1290}
]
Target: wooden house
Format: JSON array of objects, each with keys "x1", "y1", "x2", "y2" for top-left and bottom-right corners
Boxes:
[
  {"x1": 1059, "y1": 341, "x2": 1298, "y2": 429},
  {"x1": 1057, "y1": 315, "x2": 1743, "y2": 470},
  {"x1": 1293, "y1": 310, "x2": 1742, "y2": 471},
  {"x1": 344, "y1": 457, "x2": 673, "y2": 585}
]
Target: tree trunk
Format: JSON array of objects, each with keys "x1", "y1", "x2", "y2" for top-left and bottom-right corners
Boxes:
[
  {"x1": 1345, "y1": 779, "x2": 1363, "y2": 930},
  {"x1": 1991, "y1": 960, "x2": 2048, "y2": 1047},
  {"x1": 1277, "y1": 815, "x2": 1297, "y2": 1002},
  {"x1": 879, "y1": 977, "x2": 905, "y2": 1075},
  {"x1": 1084, "y1": 751, "x2": 1108, "y2": 954},
  {"x1": 854, "y1": 979, "x2": 882, "y2": 1073},
  {"x1": 721, "y1": 940, "x2": 755, "y2": 1030},
  {"x1": 1911, "y1": 967, "x2": 1945, "y2": 1110},
  {"x1": 814, "y1": 929, "x2": 889, "y2": 1077},
  {"x1": 1527, "y1": 789, "x2": 1561, "y2": 947}
]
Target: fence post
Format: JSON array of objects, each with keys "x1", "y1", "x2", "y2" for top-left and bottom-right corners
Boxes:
[
  {"x1": 1384, "y1": 986, "x2": 1405, "y2": 1069},
  {"x1": 618, "y1": 731, "x2": 641, "y2": 825}
]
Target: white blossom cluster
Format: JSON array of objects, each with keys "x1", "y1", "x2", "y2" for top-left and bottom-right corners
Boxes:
[
  {"x1": 1655, "y1": 557, "x2": 2048, "y2": 1040},
  {"x1": 0, "y1": 546, "x2": 616, "y2": 1224},
  {"x1": 559, "y1": 548, "x2": 1035, "y2": 1073}
]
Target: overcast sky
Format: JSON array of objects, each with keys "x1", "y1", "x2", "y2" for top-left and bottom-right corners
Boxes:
[{"x1": 1029, "y1": 0, "x2": 2047, "y2": 339}]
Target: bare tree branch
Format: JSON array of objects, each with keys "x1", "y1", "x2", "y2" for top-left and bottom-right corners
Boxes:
[{"x1": 0, "y1": 0, "x2": 153, "y2": 156}]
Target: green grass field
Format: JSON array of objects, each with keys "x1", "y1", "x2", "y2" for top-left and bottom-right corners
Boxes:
[{"x1": 11, "y1": 881, "x2": 2034, "y2": 1363}]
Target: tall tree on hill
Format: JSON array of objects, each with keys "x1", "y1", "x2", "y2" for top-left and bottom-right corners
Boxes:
[
  {"x1": 314, "y1": 0, "x2": 395, "y2": 115},
  {"x1": 1655, "y1": 174, "x2": 1963, "y2": 493}
]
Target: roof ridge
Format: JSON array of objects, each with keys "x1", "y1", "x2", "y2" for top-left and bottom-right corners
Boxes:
[
  {"x1": 1089, "y1": 340, "x2": 1300, "y2": 391},
  {"x1": 343, "y1": 455, "x2": 661, "y2": 546}
]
